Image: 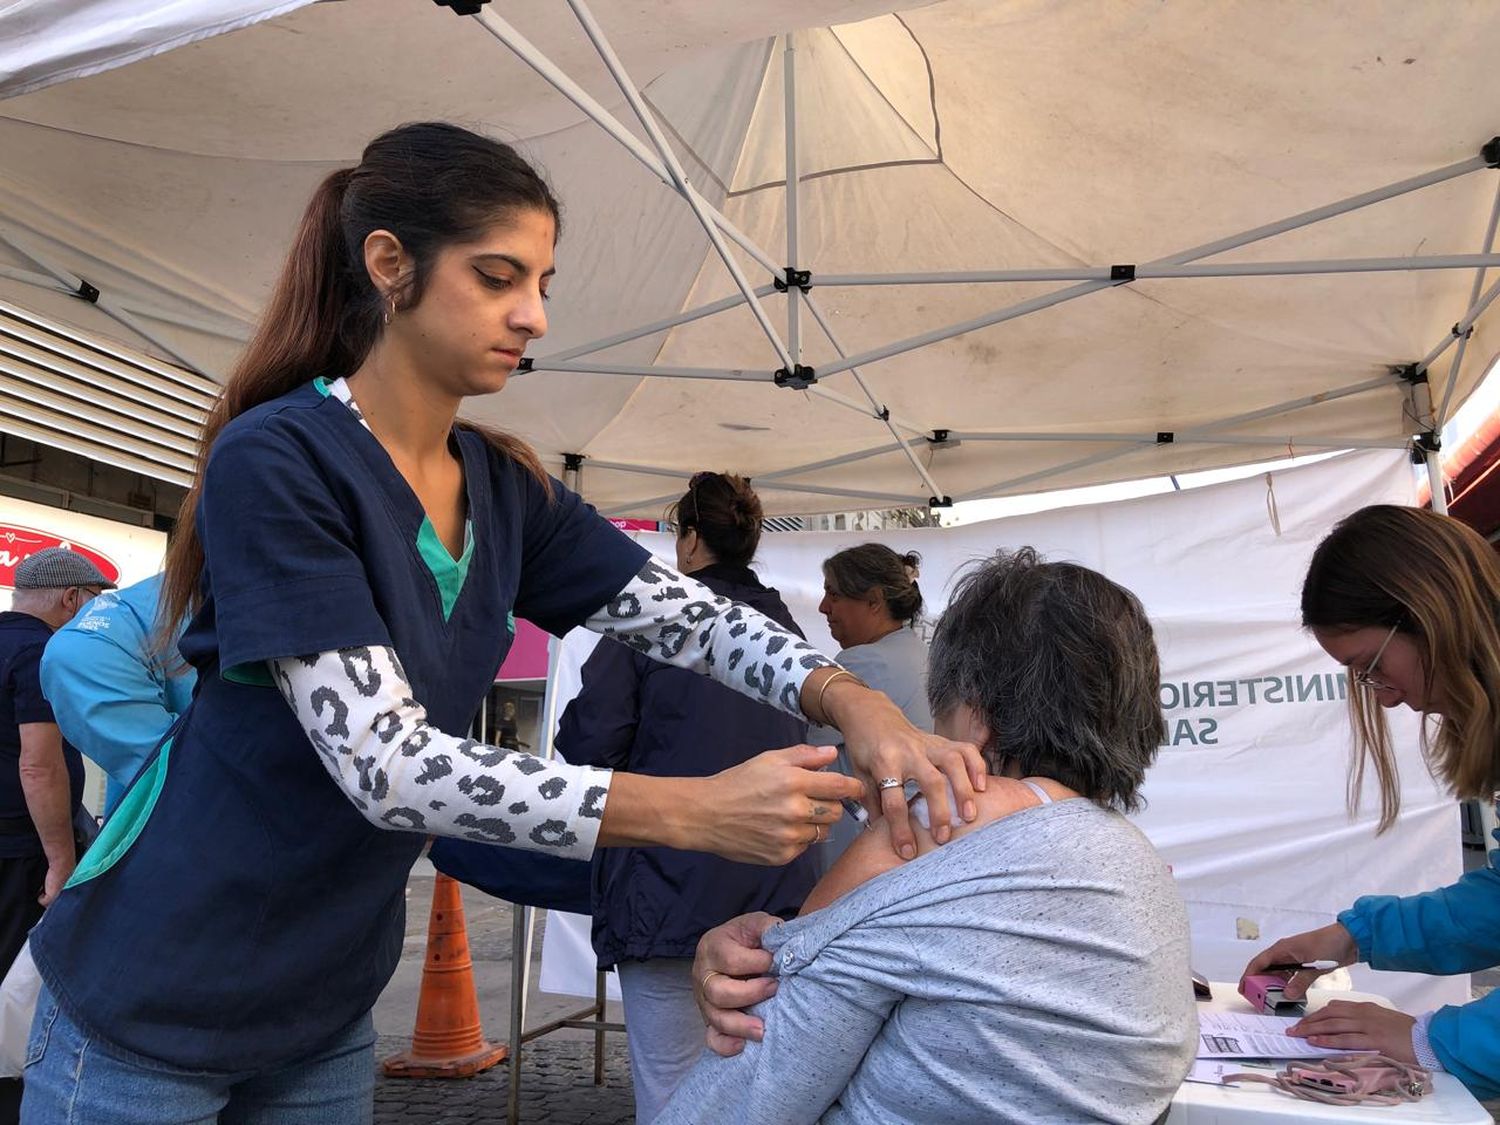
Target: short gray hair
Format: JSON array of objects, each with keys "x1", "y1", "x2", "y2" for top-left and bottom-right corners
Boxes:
[{"x1": 926, "y1": 548, "x2": 1165, "y2": 811}]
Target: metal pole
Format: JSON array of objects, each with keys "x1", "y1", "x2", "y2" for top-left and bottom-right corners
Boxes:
[
  {"x1": 1408, "y1": 376, "x2": 1449, "y2": 514},
  {"x1": 813, "y1": 155, "x2": 1490, "y2": 382},
  {"x1": 507, "y1": 903, "x2": 530, "y2": 1125},
  {"x1": 561, "y1": 0, "x2": 795, "y2": 369},
  {"x1": 805, "y1": 383, "x2": 932, "y2": 438},
  {"x1": 797, "y1": 283, "x2": 948, "y2": 495},
  {"x1": 0, "y1": 223, "x2": 212, "y2": 376},
  {"x1": 956, "y1": 443, "x2": 1147, "y2": 502},
  {"x1": 1417, "y1": 273, "x2": 1500, "y2": 374},
  {"x1": 783, "y1": 33, "x2": 802, "y2": 367},
  {"x1": 814, "y1": 253, "x2": 1500, "y2": 287},
  {"x1": 1437, "y1": 178, "x2": 1500, "y2": 425},
  {"x1": 525, "y1": 360, "x2": 767, "y2": 382},
  {"x1": 580, "y1": 460, "x2": 692, "y2": 483},
  {"x1": 593, "y1": 968, "x2": 607, "y2": 1085},
  {"x1": 536, "y1": 286, "x2": 776, "y2": 365},
  {"x1": 470, "y1": 10, "x2": 780, "y2": 277}
]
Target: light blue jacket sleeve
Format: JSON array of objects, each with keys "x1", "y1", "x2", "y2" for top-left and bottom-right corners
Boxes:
[
  {"x1": 656, "y1": 921, "x2": 906, "y2": 1124},
  {"x1": 39, "y1": 579, "x2": 192, "y2": 814},
  {"x1": 1338, "y1": 837, "x2": 1500, "y2": 1100}
]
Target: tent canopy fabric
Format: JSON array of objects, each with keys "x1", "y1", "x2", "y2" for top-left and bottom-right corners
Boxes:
[{"x1": 1, "y1": 0, "x2": 1497, "y2": 515}]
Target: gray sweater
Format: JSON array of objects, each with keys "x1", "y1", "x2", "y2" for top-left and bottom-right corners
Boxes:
[{"x1": 659, "y1": 799, "x2": 1196, "y2": 1124}]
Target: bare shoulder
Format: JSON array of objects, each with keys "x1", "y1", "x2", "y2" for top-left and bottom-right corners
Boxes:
[{"x1": 798, "y1": 778, "x2": 1061, "y2": 914}]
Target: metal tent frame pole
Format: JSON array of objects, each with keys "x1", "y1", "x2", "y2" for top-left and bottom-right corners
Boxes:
[
  {"x1": 1436, "y1": 178, "x2": 1500, "y2": 426},
  {"x1": 811, "y1": 154, "x2": 1491, "y2": 383},
  {"x1": 813, "y1": 253, "x2": 1500, "y2": 287},
  {"x1": 466, "y1": 4, "x2": 1498, "y2": 515},
  {"x1": 0, "y1": 222, "x2": 213, "y2": 376}
]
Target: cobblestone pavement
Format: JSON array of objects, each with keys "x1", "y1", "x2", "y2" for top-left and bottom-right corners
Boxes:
[
  {"x1": 373, "y1": 1034, "x2": 635, "y2": 1125},
  {"x1": 372, "y1": 866, "x2": 636, "y2": 1124}
]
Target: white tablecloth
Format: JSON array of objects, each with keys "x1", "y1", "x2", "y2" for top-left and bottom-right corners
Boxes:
[{"x1": 1168, "y1": 984, "x2": 1490, "y2": 1123}]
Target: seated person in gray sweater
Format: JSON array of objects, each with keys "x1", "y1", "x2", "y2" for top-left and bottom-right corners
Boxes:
[{"x1": 661, "y1": 548, "x2": 1197, "y2": 1124}]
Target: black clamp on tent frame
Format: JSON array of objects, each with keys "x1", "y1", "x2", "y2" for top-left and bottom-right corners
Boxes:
[
  {"x1": 1110, "y1": 264, "x2": 1136, "y2": 284},
  {"x1": 928, "y1": 495, "x2": 954, "y2": 509},
  {"x1": 928, "y1": 429, "x2": 952, "y2": 445},
  {"x1": 433, "y1": 0, "x2": 489, "y2": 14},
  {"x1": 773, "y1": 268, "x2": 812, "y2": 293},
  {"x1": 1484, "y1": 136, "x2": 1500, "y2": 169},
  {"x1": 1156, "y1": 431, "x2": 1174, "y2": 444},
  {"x1": 774, "y1": 364, "x2": 816, "y2": 389},
  {"x1": 1394, "y1": 362, "x2": 1426, "y2": 386},
  {"x1": 1411, "y1": 430, "x2": 1441, "y2": 464},
  {"x1": 73, "y1": 278, "x2": 100, "y2": 304},
  {"x1": 562, "y1": 452, "x2": 585, "y2": 473}
]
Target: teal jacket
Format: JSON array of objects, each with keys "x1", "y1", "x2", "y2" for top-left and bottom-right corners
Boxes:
[
  {"x1": 39, "y1": 575, "x2": 194, "y2": 816},
  {"x1": 1339, "y1": 820, "x2": 1500, "y2": 1099}
]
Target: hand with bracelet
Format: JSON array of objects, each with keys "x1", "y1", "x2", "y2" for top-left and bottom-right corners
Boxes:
[{"x1": 803, "y1": 665, "x2": 985, "y2": 858}]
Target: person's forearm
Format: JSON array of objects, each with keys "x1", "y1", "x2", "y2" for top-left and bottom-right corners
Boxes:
[
  {"x1": 18, "y1": 749, "x2": 75, "y2": 870},
  {"x1": 585, "y1": 560, "x2": 836, "y2": 719},
  {"x1": 598, "y1": 772, "x2": 700, "y2": 849}
]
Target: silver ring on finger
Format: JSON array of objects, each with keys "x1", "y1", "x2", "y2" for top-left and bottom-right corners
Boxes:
[{"x1": 876, "y1": 777, "x2": 904, "y2": 791}]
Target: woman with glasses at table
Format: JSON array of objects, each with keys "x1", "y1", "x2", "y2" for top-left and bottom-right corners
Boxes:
[
  {"x1": 556, "y1": 472, "x2": 822, "y2": 1124},
  {"x1": 1242, "y1": 504, "x2": 1500, "y2": 1101}
]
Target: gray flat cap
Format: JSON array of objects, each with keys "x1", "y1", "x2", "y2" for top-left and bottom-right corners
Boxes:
[{"x1": 14, "y1": 547, "x2": 117, "y2": 590}]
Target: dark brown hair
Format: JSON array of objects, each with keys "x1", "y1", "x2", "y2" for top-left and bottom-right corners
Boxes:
[
  {"x1": 927, "y1": 548, "x2": 1164, "y2": 811},
  {"x1": 1302, "y1": 504, "x2": 1500, "y2": 830},
  {"x1": 666, "y1": 472, "x2": 763, "y2": 568},
  {"x1": 160, "y1": 123, "x2": 560, "y2": 642},
  {"x1": 822, "y1": 543, "x2": 924, "y2": 626}
]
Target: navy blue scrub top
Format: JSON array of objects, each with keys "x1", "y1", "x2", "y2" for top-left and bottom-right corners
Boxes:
[{"x1": 30, "y1": 382, "x2": 648, "y2": 1072}]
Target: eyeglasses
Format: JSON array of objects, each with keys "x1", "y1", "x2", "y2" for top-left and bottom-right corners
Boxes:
[
  {"x1": 686, "y1": 471, "x2": 713, "y2": 528},
  {"x1": 1353, "y1": 623, "x2": 1400, "y2": 692}
]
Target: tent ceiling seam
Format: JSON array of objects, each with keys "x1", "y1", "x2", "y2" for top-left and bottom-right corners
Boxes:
[
  {"x1": 827, "y1": 26, "x2": 937, "y2": 159},
  {"x1": 892, "y1": 13, "x2": 941, "y2": 164}
]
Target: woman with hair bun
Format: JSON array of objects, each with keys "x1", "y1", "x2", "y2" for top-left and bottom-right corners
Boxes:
[
  {"x1": 817, "y1": 544, "x2": 933, "y2": 736},
  {"x1": 812, "y1": 545, "x2": 935, "y2": 860},
  {"x1": 558, "y1": 471, "x2": 818, "y2": 1123}
]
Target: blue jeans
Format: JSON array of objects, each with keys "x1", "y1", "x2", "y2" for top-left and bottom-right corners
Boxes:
[{"x1": 21, "y1": 985, "x2": 375, "y2": 1124}]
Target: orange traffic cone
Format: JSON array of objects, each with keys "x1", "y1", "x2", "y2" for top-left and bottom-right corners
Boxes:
[{"x1": 382, "y1": 872, "x2": 509, "y2": 1078}]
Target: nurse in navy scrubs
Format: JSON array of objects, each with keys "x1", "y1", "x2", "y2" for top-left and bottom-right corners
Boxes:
[{"x1": 19, "y1": 123, "x2": 983, "y2": 1123}]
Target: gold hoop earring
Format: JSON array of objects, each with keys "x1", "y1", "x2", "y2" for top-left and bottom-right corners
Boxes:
[{"x1": 382, "y1": 292, "x2": 397, "y2": 326}]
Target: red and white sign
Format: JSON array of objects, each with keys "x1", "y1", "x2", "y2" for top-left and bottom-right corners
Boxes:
[{"x1": 0, "y1": 523, "x2": 120, "y2": 589}]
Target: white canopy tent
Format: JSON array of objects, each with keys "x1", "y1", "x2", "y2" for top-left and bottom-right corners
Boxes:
[{"x1": 1, "y1": 0, "x2": 1498, "y2": 515}]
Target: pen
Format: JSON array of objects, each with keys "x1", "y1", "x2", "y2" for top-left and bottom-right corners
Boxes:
[{"x1": 841, "y1": 797, "x2": 870, "y2": 827}]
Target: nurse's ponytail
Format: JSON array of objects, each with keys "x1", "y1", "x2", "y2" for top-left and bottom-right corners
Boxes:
[{"x1": 161, "y1": 123, "x2": 559, "y2": 644}]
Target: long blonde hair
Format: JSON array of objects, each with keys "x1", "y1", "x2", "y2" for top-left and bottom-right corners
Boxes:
[{"x1": 1302, "y1": 505, "x2": 1500, "y2": 831}]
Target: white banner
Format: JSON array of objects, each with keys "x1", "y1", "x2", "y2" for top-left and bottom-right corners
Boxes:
[{"x1": 541, "y1": 450, "x2": 1465, "y2": 1013}]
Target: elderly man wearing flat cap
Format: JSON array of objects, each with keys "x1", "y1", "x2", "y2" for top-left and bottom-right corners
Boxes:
[{"x1": 0, "y1": 550, "x2": 114, "y2": 1012}]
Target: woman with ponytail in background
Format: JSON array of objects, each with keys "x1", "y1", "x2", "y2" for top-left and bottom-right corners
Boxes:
[
  {"x1": 557, "y1": 472, "x2": 818, "y2": 1123},
  {"x1": 19, "y1": 123, "x2": 982, "y2": 1122},
  {"x1": 812, "y1": 545, "x2": 934, "y2": 862}
]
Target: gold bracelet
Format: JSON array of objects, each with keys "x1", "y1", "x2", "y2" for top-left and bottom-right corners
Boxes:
[{"x1": 813, "y1": 668, "x2": 864, "y2": 725}]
